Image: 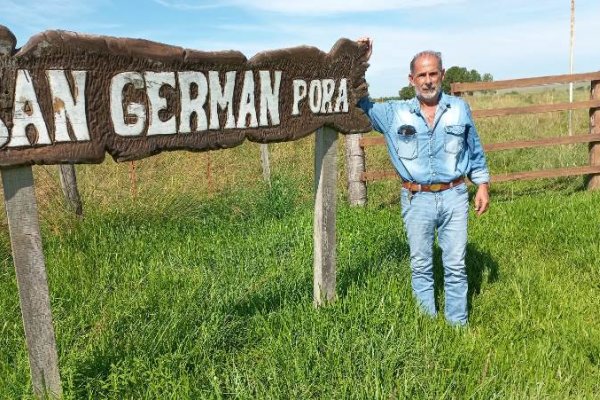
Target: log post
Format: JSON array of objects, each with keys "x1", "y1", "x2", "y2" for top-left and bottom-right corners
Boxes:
[
  {"x1": 58, "y1": 164, "x2": 83, "y2": 217},
  {"x1": 345, "y1": 133, "x2": 367, "y2": 206},
  {"x1": 313, "y1": 126, "x2": 338, "y2": 306},
  {"x1": 1, "y1": 166, "x2": 62, "y2": 399},
  {"x1": 588, "y1": 80, "x2": 600, "y2": 190}
]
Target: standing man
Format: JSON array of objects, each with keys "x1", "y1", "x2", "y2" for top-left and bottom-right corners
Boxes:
[{"x1": 357, "y1": 38, "x2": 490, "y2": 326}]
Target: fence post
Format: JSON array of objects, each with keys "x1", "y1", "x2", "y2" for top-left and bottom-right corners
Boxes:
[
  {"x1": 588, "y1": 80, "x2": 600, "y2": 190},
  {"x1": 314, "y1": 126, "x2": 338, "y2": 306},
  {"x1": 345, "y1": 133, "x2": 367, "y2": 206},
  {"x1": 1, "y1": 166, "x2": 62, "y2": 399},
  {"x1": 58, "y1": 164, "x2": 83, "y2": 217}
]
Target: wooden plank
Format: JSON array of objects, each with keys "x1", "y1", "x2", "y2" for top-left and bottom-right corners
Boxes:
[
  {"x1": 588, "y1": 80, "x2": 600, "y2": 189},
  {"x1": 359, "y1": 136, "x2": 385, "y2": 147},
  {"x1": 361, "y1": 133, "x2": 600, "y2": 151},
  {"x1": 362, "y1": 166, "x2": 600, "y2": 183},
  {"x1": 492, "y1": 165, "x2": 600, "y2": 182},
  {"x1": 314, "y1": 126, "x2": 338, "y2": 306},
  {"x1": 345, "y1": 133, "x2": 367, "y2": 205},
  {"x1": 472, "y1": 99, "x2": 600, "y2": 118},
  {"x1": 451, "y1": 71, "x2": 600, "y2": 93},
  {"x1": 362, "y1": 170, "x2": 398, "y2": 182},
  {"x1": 1, "y1": 165, "x2": 62, "y2": 399},
  {"x1": 483, "y1": 133, "x2": 600, "y2": 152},
  {"x1": 58, "y1": 164, "x2": 83, "y2": 217}
]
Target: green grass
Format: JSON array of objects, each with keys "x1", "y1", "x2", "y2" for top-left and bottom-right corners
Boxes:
[{"x1": 1, "y1": 88, "x2": 600, "y2": 398}]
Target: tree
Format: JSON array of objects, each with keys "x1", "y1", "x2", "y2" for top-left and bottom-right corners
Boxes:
[
  {"x1": 398, "y1": 85, "x2": 415, "y2": 100},
  {"x1": 398, "y1": 66, "x2": 493, "y2": 98}
]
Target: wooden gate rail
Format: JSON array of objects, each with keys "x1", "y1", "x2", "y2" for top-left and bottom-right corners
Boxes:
[
  {"x1": 451, "y1": 71, "x2": 600, "y2": 93},
  {"x1": 359, "y1": 70, "x2": 600, "y2": 189}
]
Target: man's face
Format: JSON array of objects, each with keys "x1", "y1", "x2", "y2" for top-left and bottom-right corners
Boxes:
[{"x1": 409, "y1": 55, "x2": 445, "y2": 103}]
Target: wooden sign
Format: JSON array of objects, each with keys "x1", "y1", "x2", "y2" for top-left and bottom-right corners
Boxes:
[
  {"x1": 0, "y1": 25, "x2": 371, "y2": 166},
  {"x1": 0, "y1": 25, "x2": 372, "y2": 397}
]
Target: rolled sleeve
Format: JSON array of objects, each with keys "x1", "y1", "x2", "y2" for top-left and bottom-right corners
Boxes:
[{"x1": 464, "y1": 103, "x2": 490, "y2": 185}]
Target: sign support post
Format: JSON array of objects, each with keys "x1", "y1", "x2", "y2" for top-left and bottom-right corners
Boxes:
[
  {"x1": 313, "y1": 126, "x2": 338, "y2": 306},
  {"x1": 1, "y1": 166, "x2": 62, "y2": 399}
]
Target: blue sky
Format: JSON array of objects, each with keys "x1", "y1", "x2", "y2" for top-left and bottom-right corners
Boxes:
[{"x1": 1, "y1": 0, "x2": 599, "y2": 98}]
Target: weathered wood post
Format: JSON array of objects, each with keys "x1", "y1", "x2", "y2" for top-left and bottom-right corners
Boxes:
[
  {"x1": 1, "y1": 166, "x2": 62, "y2": 399},
  {"x1": 260, "y1": 143, "x2": 271, "y2": 187},
  {"x1": 314, "y1": 126, "x2": 338, "y2": 306},
  {"x1": 129, "y1": 161, "x2": 137, "y2": 199},
  {"x1": 588, "y1": 80, "x2": 600, "y2": 190},
  {"x1": 58, "y1": 164, "x2": 83, "y2": 217},
  {"x1": 345, "y1": 133, "x2": 367, "y2": 205}
]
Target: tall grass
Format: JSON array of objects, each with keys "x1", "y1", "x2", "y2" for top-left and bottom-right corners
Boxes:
[{"x1": 0, "y1": 87, "x2": 599, "y2": 398}]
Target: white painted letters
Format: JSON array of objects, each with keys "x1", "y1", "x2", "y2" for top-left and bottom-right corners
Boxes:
[
  {"x1": 10, "y1": 69, "x2": 51, "y2": 147},
  {"x1": 292, "y1": 79, "x2": 307, "y2": 116},
  {"x1": 0, "y1": 68, "x2": 352, "y2": 151},
  {"x1": 145, "y1": 72, "x2": 177, "y2": 136},
  {"x1": 320, "y1": 79, "x2": 335, "y2": 113},
  {"x1": 0, "y1": 116, "x2": 8, "y2": 147},
  {"x1": 46, "y1": 70, "x2": 90, "y2": 142},
  {"x1": 334, "y1": 78, "x2": 348, "y2": 113},
  {"x1": 178, "y1": 71, "x2": 208, "y2": 133},
  {"x1": 209, "y1": 71, "x2": 236, "y2": 130},
  {"x1": 237, "y1": 71, "x2": 258, "y2": 128},
  {"x1": 259, "y1": 70, "x2": 281, "y2": 126},
  {"x1": 309, "y1": 80, "x2": 322, "y2": 114},
  {"x1": 293, "y1": 78, "x2": 349, "y2": 116},
  {"x1": 111, "y1": 71, "x2": 147, "y2": 137}
]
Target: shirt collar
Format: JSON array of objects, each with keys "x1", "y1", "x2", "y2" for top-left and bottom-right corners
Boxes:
[{"x1": 410, "y1": 92, "x2": 451, "y2": 114}]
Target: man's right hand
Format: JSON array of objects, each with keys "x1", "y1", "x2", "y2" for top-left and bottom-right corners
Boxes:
[{"x1": 357, "y1": 37, "x2": 373, "y2": 61}]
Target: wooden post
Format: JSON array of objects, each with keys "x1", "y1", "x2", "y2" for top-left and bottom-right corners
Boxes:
[
  {"x1": 313, "y1": 126, "x2": 338, "y2": 306},
  {"x1": 129, "y1": 161, "x2": 137, "y2": 199},
  {"x1": 58, "y1": 164, "x2": 83, "y2": 217},
  {"x1": 1, "y1": 166, "x2": 62, "y2": 399},
  {"x1": 206, "y1": 152, "x2": 213, "y2": 193},
  {"x1": 588, "y1": 80, "x2": 600, "y2": 189},
  {"x1": 260, "y1": 143, "x2": 271, "y2": 187},
  {"x1": 345, "y1": 133, "x2": 367, "y2": 206}
]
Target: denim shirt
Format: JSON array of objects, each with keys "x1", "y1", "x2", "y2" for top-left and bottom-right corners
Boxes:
[{"x1": 358, "y1": 93, "x2": 490, "y2": 185}]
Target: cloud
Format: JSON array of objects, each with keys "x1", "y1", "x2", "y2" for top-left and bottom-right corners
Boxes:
[
  {"x1": 153, "y1": 0, "x2": 464, "y2": 14},
  {"x1": 233, "y1": 0, "x2": 464, "y2": 14},
  {"x1": 152, "y1": 0, "x2": 235, "y2": 11}
]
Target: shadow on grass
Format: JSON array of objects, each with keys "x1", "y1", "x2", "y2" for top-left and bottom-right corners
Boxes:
[
  {"x1": 230, "y1": 233, "x2": 411, "y2": 319},
  {"x1": 432, "y1": 243, "x2": 499, "y2": 312}
]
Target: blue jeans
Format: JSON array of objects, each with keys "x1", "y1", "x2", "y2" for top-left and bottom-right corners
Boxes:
[{"x1": 400, "y1": 183, "x2": 469, "y2": 325}]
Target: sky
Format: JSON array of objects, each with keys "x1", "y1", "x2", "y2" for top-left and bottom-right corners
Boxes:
[{"x1": 1, "y1": 0, "x2": 599, "y2": 98}]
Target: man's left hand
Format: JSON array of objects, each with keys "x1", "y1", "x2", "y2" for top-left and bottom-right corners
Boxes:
[{"x1": 474, "y1": 183, "x2": 490, "y2": 216}]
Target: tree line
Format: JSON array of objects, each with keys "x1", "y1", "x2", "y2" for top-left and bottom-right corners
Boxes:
[{"x1": 379, "y1": 66, "x2": 493, "y2": 101}]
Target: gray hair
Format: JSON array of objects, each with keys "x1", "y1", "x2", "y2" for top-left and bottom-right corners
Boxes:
[{"x1": 410, "y1": 50, "x2": 443, "y2": 74}]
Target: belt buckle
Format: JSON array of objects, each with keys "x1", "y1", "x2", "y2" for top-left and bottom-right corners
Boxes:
[{"x1": 429, "y1": 183, "x2": 442, "y2": 192}]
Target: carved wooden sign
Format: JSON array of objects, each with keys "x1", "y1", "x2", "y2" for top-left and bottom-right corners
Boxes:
[{"x1": 0, "y1": 26, "x2": 371, "y2": 166}]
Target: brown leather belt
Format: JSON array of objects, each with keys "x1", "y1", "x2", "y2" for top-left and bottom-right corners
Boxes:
[{"x1": 402, "y1": 177, "x2": 464, "y2": 193}]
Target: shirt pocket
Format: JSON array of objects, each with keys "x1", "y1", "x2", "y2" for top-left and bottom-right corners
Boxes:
[
  {"x1": 395, "y1": 126, "x2": 418, "y2": 160},
  {"x1": 444, "y1": 124, "x2": 466, "y2": 154}
]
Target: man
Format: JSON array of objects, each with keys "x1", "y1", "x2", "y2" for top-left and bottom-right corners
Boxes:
[{"x1": 357, "y1": 38, "x2": 490, "y2": 326}]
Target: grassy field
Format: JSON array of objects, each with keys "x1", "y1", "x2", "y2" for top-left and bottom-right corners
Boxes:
[{"x1": 0, "y1": 86, "x2": 599, "y2": 398}]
